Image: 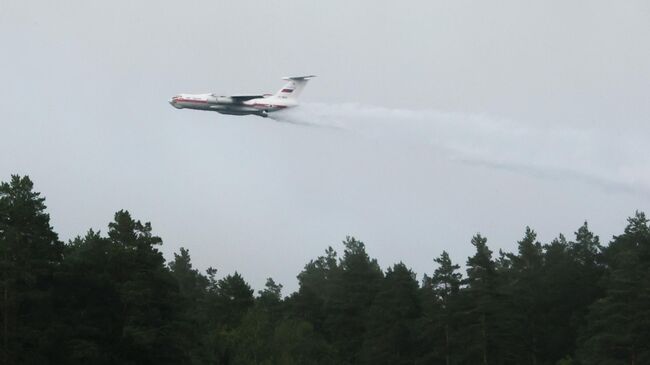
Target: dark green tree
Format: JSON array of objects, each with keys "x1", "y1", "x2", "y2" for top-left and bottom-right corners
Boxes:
[
  {"x1": 56, "y1": 211, "x2": 187, "y2": 364},
  {"x1": 325, "y1": 237, "x2": 383, "y2": 364},
  {"x1": 204, "y1": 271, "x2": 254, "y2": 364},
  {"x1": 508, "y1": 227, "x2": 545, "y2": 365},
  {"x1": 168, "y1": 247, "x2": 211, "y2": 364},
  {"x1": 258, "y1": 278, "x2": 283, "y2": 314},
  {"x1": 215, "y1": 272, "x2": 254, "y2": 327},
  {"x1": 577, "y1": 212, "x2": 650, "y2": 364},
  {"x1": 0, "y1": 175, "x2": 63, "y2": 364},
  {"x1": 539, "y1": 234, "x2": 577, "y2": 362},
  {"x1": 361, "y1": 262, "x2": 421, "y2": 365},
  {"x1": 230, "y1": 278, "x2": 285, "y2": 365},
  {"x1": 54, "y1": 230, "x2": 123, "y2": 364},
  {"x1": 457, "y1": 234, "x2": 505, "y2": 365},
  {"x1": 109, "y1": 211, "x2": 186, "y2": 364},
  {"x1": 271, "y1": 319, "x2": 336, "y2": 365},
  {"x1": 537, "y1": 223, "x2": 605, "y2": 363},
  {"x1": 169, "y1": 247, "x2": 209, "y2": 301},
  {"x1": 419, "y1": 251, "x2": 462, "y2": 365},
  {"x1": 291, "y1": 246, "x2": 339, "y2": 333}
]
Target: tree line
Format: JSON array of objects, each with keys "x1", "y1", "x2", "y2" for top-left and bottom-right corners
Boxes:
[{"x1": 1, "y1": 175, "x2": 649, "y2": 364}]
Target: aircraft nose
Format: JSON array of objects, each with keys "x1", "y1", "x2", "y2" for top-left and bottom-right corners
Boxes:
[{"x1": 169, "y1": 96, "x2": 183, "y2": 109}]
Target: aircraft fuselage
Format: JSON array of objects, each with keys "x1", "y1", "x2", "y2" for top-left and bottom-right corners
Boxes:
[
  {"x1": 169, "y1": 94, "x2": 295, "y2": 118},
  {"x1": 169, "y1": 76, "x2": 314, "y2": 118}
]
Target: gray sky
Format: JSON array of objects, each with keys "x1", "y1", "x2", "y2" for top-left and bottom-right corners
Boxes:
[{"x1": 1, "y1": 0, "x2": 649, "y2": 292}]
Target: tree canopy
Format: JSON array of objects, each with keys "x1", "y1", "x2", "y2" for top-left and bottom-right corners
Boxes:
[{"x1": 1, "y1": 175, "x2": 648, "y2": 364}]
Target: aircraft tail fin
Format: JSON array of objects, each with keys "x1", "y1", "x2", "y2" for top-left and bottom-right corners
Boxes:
[{"x1": 274, "y1": 75, "x2": 316, "y2": 100}]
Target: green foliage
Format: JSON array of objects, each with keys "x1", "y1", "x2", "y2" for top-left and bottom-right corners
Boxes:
[
  {"x1": 419, "y1": 251, "x2": 463, "y2": 365},
  {"x1": 0, "y1": 175, "x2": 63, "y2": 364},
  {"x1": 458, "y1": 233, "x2": 505, "y2": 365},
  {"x1": 576, "y1": 212, "x2": 650, "y2": 364},
  {"x1": 168, "y1": 247, "x2": 211, "y2": 364},
  {"x1": 54, "y1": 211, "x2": 187, "y2": 364},
  {"x1": 361, "y1": 262, "x2": 421, "y2": 365},
  {"x1": 325, "y1": 236, "x2": 383, "y2": 363},
  {"x1": 3, "y1": 175, "x2": 650, "y2": 365},
  {"x1": 556, "y1": 356, "x2": 576, "y2": 365},
  {"x1": 292, "y1": 246, "x2": 339, "y2": 332},
  {"x1": 429, "y1": 251, "x2": 462, "y2": 300},
  {"x1": 271, "y1": 319, "x2": 336, "y2": 364}
]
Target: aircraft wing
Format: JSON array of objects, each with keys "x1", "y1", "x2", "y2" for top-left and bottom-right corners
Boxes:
[{"x1": 230, "y1": 95, "x2": 265, "y2": 102}]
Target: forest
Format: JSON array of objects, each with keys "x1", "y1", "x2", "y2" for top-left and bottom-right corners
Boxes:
[{"x1": 1, "y1": 174, "x2": 649, "y2": 365}]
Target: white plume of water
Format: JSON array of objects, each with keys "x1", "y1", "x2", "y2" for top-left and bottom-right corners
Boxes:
[{"x1": 271, "y1": 102, "x2": 650, "y2": 194}]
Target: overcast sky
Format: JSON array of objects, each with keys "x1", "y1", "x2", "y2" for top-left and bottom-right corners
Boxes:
[{"x1": 1, "y1": 0, "x2": 649, "y2": 292}]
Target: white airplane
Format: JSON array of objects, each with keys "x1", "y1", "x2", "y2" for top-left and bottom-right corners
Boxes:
[{"x1": 169, "y1": 75, "x2": 315, "y2": 118}]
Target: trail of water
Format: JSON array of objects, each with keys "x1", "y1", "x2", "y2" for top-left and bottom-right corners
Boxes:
[{"x1": 271, "y1": 102, "x2": 650, "y2": 194}]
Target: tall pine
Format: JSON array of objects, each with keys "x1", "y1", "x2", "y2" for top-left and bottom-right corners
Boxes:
[
  {"x1": 361, "y1": 262, "x2": 421, "y2": 365},
  {"x1": 459, "y1": 234, "x2": 504, "y2": 365},
  {"x1": 419, "y1": 251, "x2": 462, "y2": 365},
  {"x1": 325, "y1": 237, "x2": 383, "y2": 364},
  {"x1": 0, "y1": 175, "x2": 63, "y2": 364},
  {"x1": 577, "y1": 212, "x2": 650, "y2": 364}
]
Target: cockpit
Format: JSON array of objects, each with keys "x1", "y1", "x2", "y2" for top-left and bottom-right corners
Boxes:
[{"x1": 168, "y1": 95, "x2": 183, "y2": 109}]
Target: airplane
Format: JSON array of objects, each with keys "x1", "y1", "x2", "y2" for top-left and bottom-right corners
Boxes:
[{"x1": 168, "y1": 75, "x2": 316, "y2": 118}]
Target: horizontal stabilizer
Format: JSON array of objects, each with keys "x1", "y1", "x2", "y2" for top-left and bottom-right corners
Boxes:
[{"x1": 282, "y1": 75, "x2": 317, "y2": 81}]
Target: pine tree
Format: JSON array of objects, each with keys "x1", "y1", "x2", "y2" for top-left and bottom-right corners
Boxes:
[
  {"x1": 459, "y1": 234, "x2": 503, "y2": 365},
  {"x1": 537, "y1": 223, "x2": 605, "y2": 363},
  {"x1": 361, "y1": 262, "x2": 421, "y2": 365},
  {"x1": 109, "y1": 211, "x2": 186, "y2": 364},
  {"x1": 577, "y1": 212, "x2": 650, "y2": 364},
  {"x1": 205, "y1": 272, "x2": 255, "y2": 364},
  {"x1": 258, "y1": 277, "x2": 283, "y2": 318},
  {"x1": 508, "y1": 227, "x2": 544, "y2": 365},
  {"x1": 0, "y1": 175, "x2": 63, "y2": 363},
  {"x1": 54, "y1": 230, "x2": 123, "y2": 363},
  {"x1": 231, "y1": 278, "x2": 286, "y2": 365},
  {"x1": 57, "y1": 211, "x2": 187, "y2": 364},
  {"x1": 271, "y1": 318, "x2": 336, "y2": 364},
  {"x1": 325, "y1": 237, "x2": 383, "y2": 363},
  {"x1": 291, "y1": 246, "x2": 339, "y2": 333},
  {"x1": 420, "y1": 251, "x2": 462, "y2": 365},
  {"x1": 169, "y1": 247, "x2": 211, "y2": 364},
  {"x1": 215, "y1": 272, "x2": 255, "y2": 328},
  {"x1": 169, "y1": 247, "x2": 209, "y2": 301},
  {"x1": 539, "y1": 234, "x2": 577, "y2": 361}
]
